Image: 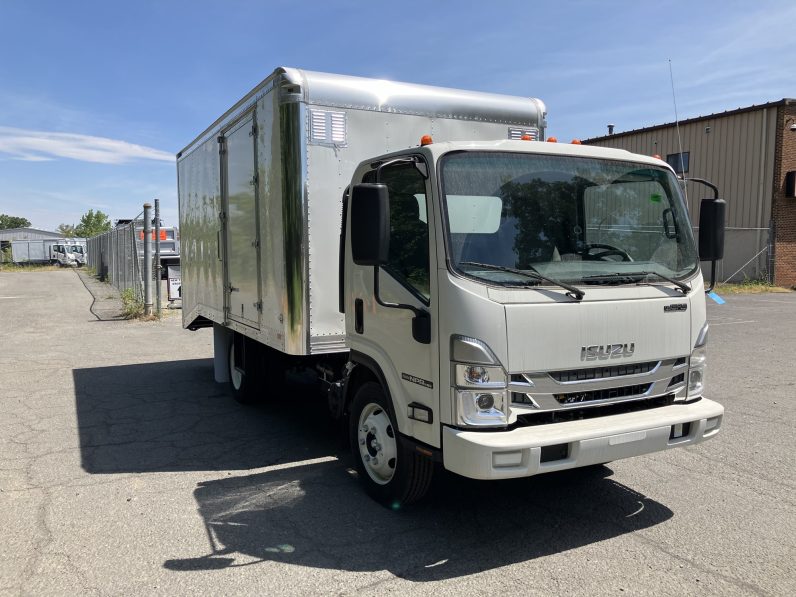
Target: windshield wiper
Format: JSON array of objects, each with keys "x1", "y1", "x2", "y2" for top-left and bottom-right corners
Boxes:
[
  {"x1": 581, "y1": 271, "x2": 691, "y2": 295},
  {"x1": 458, "y1": 261, "x2": 585, "y2": 301}
]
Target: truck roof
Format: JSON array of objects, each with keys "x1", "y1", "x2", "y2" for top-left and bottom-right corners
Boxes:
[{"x1": 178, "y1": 67, "x2": 547, "y2": 158}]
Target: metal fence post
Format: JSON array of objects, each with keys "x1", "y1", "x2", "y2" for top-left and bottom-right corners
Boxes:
[
  {"x1": 154, "y1": 198, "x2": 161, "y2": 317},
  {"x1": 143, "y1": 203, "x2": 153, "y2": 316}
]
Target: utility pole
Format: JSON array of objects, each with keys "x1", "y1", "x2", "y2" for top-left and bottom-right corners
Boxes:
[
  {"x1": 154, "y1": 198, "x2": 161, "y2": 317},
  {"x1": 143, "y1": 203, "x2": 153, "y2": 316}
]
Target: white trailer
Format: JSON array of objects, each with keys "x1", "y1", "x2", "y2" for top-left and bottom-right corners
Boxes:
[{"x1": 178, "y1": 67, "x2": 726, "y2": 506}]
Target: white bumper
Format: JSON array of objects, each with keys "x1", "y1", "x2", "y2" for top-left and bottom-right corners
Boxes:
[{"x1": 442, "y1": 398, "x2": 723, "y2": 480}]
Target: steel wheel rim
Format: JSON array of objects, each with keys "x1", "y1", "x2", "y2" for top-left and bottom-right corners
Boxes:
[
  {"x1": 229, "y1": 343, "x2": 243, "y2": 390},
  {"x1": 357, "y1": 402, "x2": 398, "y2": 485}
]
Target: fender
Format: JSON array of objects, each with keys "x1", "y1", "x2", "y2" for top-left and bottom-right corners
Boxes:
[
  {"x1": 345, "y1": 351, "x2": 396, "y2": 421},
  {"x1": 345, "y1": 351, "x2": 442, "y2": 461}
]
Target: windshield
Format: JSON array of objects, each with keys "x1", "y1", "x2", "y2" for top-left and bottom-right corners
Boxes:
[
  {"x1": 69, "y1": 246, "x2": 83, "y2": 254},
  {"x1": 440, "y1": 151, "x2": 698, "y2": 286}
]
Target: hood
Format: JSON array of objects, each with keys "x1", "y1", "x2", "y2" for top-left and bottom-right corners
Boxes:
[{"x1": 504, "y1": 295, "x2": 692, "y2": 373}]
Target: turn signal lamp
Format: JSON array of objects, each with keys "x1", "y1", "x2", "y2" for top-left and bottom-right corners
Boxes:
[
  {"x1": 420, "y1": 135, "x2": 433, "y2": 146},
  {"x1": 546, "y1": 136, "x2": 558, "y2": 143}
]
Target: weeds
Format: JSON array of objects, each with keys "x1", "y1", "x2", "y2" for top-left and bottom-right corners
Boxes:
[
  {"x1": 119, "y1": 288, "x2": 159, "y2": 320},
  {"x1": 120, "y1": 288, "x2": 145, "y2": 318},
  {"x1": 0, "y1": 263, "x2": 63, "y2": 272},
  {"x1": 715, "y1": 278, "x2": 791, "y2": 294}
]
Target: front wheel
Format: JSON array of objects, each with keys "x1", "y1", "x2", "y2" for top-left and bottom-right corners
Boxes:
[{"x1": 349, "y1": 382, "x2": 433, "y2": 507}]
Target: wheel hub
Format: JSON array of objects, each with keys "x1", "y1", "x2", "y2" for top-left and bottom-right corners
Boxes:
[{"x1": 357, "y1": 403, "x2": 398, "y2": 485}]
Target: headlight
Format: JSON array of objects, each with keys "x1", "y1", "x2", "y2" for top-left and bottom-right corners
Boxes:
[
  {"x1": 688, "y1": 323, "x2": 708, "y2": 398},
  {"x1": 451, "y1": 335, "x2": 508, "y2": 427},
  {"x1": 455, "y1": 364, "x2": 506, "y2": 389}
]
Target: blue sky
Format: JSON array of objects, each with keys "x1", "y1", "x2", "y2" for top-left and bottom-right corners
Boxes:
[{"x1": 1, "y1": 0, "x2": 793, "y2": 231}]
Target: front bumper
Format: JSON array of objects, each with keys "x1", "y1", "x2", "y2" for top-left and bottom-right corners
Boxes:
[{"x1": 442, "y1": 398, "x2": 723, "y2": 480}]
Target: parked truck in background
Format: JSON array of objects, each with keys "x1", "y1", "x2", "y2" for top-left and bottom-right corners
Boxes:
[
  {"x1": 177, "y1": 68, "x2": 726, "y2": 506},
  {"x1": 11, "y1": 238, "x2": 87, "y2": 266},
  {"x1": 136, "y1": 226, "x2": 180, "y2": 278}
]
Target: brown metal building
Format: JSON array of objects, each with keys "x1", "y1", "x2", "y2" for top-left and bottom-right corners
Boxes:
[{"x1": 585, "y1": 99, "x2": 796, "y2": 286}]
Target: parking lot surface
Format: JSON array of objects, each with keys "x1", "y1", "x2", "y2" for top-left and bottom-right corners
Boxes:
[{"x1": 1, "y1": 270, "x2": 794, "y2": 596}]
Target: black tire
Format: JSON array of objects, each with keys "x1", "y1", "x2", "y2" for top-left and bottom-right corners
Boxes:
[
  {"x1": 228, "y1": 335, "x2": 259, "y2": 404},
  {"x1": 349, "y1": 382, "x2": 433, "y2": 507}
]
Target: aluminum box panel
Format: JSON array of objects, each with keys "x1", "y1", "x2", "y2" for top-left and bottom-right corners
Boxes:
[
  {"x1": 223, "y1": 116, "x2": 260, "y2": 327},
  {"x1": 178, "y1": 67, "x2": 546, "y2": 356}
]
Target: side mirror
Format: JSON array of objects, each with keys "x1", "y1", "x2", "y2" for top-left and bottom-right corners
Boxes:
[
  {"x1": 698, "y1": 198, "x2": 726, "y2": 261},
  {"x1": 350, "y1": 183, "x2": 390, "y2": 266}
]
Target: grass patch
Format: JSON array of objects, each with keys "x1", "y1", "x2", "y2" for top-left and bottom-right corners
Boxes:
[
  {"x1": 715, "y1": 279, "x2": 792, "y2": 294},
  {"x1": 0, "y1": 263, "x2": 63, "y2": 272},
  {"x1": 120, "y1": 288, "x2": 160, "y2": 320},
  {"x1": 120, "y1": 288, "x2": 145, "y2": 319}
]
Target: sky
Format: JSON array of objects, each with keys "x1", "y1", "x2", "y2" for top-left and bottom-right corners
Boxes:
[{"x1": 0, "y1": 0, "x2": 793, "y2": 231}]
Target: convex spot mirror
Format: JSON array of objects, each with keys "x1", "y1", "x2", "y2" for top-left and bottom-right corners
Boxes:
[{"x1": 351, "y1": 183, "x2": 390, "y2": 266}]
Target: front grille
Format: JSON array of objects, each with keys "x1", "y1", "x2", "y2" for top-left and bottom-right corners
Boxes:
[
  {"x1": 548, "y1": 361, "x2": 658, "y2": 383},
  {"x1": 667, "y1": 373, "x2": 685, "y2": 388},
  {"x1": 553, "y1": 383, "x2": 652, "y2": 405},
  {"x1": 514, "y1": 394, "x2": 676, "y2": 427}
]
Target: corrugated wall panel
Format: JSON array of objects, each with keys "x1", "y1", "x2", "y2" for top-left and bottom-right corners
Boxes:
[
  {"x1": 588, "y1": 106, "x2": 778, "y2": 280},
  {"x1": 592, "y1": 109, "x2": 778, "y2": 229}
]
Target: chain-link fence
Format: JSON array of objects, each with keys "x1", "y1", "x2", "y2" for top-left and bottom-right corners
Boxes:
[
  {"x1": 718, "y1": 225, "x2": 772, "y2": 283},
  {"x1": 87, "y1": 216, "x2": 145, "y2": 302}
]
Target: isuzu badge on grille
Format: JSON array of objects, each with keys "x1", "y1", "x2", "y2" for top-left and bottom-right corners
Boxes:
[{"x1": 580, "y1": 343, "x2": 636, "y2": 361}]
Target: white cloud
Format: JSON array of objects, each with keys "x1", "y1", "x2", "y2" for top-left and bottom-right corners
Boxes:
[{"x1": 0, "y1": 126, "x2": 174, "y2": 164}]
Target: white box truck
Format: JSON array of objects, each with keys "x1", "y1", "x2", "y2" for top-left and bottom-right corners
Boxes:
[
  {"x1": 177, "y1": 68, "x2": 725, "y2": 506},
  {"x1": 11, "y1": 238, "x2": 87, "y2": 266}
]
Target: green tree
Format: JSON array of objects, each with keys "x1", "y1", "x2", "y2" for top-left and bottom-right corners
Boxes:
[
  {"x1": 75, "y1": 209, "x2": 111, "y2": 238},
  {"x1": 57, "y1": 223, "x2": 76, "y2": 237},
  {"x1": 0, "y1": 214, "x2": 32, "y2": 229}
]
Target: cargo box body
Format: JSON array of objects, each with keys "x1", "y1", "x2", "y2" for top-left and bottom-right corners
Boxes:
[{"x1": 177, "y1": 67, "x2": 545, "y2": 356}]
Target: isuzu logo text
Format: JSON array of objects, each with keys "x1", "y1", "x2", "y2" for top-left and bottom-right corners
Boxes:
[{"x1": 580, "y1": 343, "x2": 635, "y2": 361}]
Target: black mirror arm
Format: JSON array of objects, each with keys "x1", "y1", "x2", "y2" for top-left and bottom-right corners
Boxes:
[
  {"x1": 373, "y1": 268, "x2": 431, "y2": 344},
  {"x1": 705, "y1": 261, "x2": 718, "y2": 294},
  {"x1": 682, "y1": 176, "x2": 724, "y2": 294},
  {"x1": 680, "y1": 177, "x2": 719, "y2": 200},
  {"x1": 373, "y1": 267, "x2": 424, "y2": 317}
]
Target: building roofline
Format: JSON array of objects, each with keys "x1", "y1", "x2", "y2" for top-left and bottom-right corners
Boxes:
[
  {"x1": 584, "y1": 98, "x2": 795, "y2": 143},
  {"x1": 0, "y1": 227, "x2": 63, "y2": 236}
]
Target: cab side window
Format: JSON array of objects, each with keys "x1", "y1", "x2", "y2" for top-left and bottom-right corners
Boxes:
[{"x1": 364, "y1": 162, "x2": 430, "y2": 301}]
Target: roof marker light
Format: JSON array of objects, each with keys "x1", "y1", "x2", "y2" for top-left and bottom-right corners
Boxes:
[
  {"x1": 520, "y1": 134, "x2": 532, "y2": 141},
  {"x1": 420, "y1": 135, "x2": 433, "y2": 146},
  {"x1": 571, "y1": 139, "x2": 582, "y2": 144},
  {"x1": 652, "y1": 153, "x2": 662, "y2": 160},
  {"x1": 546, "y1": 136, "x2": 558, "y2": 143}
]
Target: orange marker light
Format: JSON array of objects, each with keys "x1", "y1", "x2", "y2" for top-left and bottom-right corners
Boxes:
[
  {"x1": 420, "y1": 135, "x2": 433, "y2": 146},
  {"x1": 546, "y1": 136, "x2": 558, "y2": 143},
  {"x1": 652, "y1": 153, "x2": 661, "y2": 160},
  {"x1": 520, "y1": 134, "x2": 532, "y2": 141},
  {"x1": 571, "y1": 139, "x2": 582, "y2": 144}
]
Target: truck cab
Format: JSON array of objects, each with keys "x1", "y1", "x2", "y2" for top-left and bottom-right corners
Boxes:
[
  {"x1": 50, "y1": 243, "x2": 78, "y2": 267},
  {"x1": 341, "y1": 138, "x2": 723, "y2": 503}
]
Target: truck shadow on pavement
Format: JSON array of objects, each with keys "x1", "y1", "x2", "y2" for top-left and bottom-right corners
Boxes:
[
  {"x1": 164, "y1": 461, "x2": 673, "y2": 581},
  {"x1": 73, "y1": 359, "x2": 338, "y2": 474},
  {"x1": 73, "y1": 359, "x2": 673, "y2": 581}
]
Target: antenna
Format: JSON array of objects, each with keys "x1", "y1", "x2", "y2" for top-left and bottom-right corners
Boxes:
[{"x1": 669, "y1": 59, "x2": 688, "y2": 207}]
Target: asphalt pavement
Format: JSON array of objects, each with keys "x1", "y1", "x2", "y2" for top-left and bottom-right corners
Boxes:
[{"x1": 0, "y1": 270, "x2": 793, "y2": 596}]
